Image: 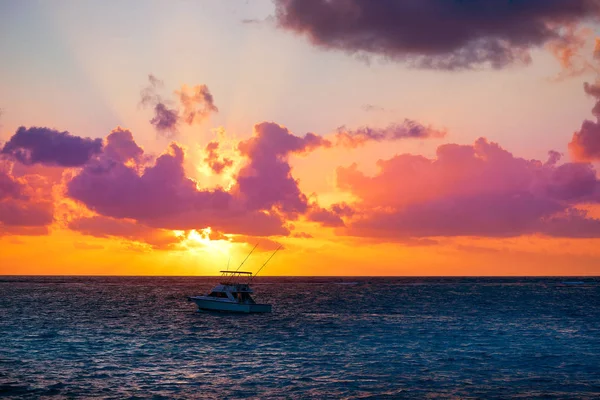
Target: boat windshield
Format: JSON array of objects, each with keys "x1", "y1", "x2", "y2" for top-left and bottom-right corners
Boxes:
[
  {"x1": 208, "y1": 292, "x2": 228, "y2": 298},
  {"x1": 235, "y1": 292, "x2": 256, "y2": 304}
]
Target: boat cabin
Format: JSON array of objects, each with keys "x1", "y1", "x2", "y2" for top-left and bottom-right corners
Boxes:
[{"x1": 205, "y1": 271, "x2": 257, "y2": 304}]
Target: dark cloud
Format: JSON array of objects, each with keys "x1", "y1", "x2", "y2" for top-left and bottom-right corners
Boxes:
[
  {"x1": 204, "y1": 141, "x2": 233, "y2": 174},
  {"x1": 1, "y1": 126, "x2": 102, "y2": 167},
  {"x1": 140, "y1": 75, "x2": 179, "y2": 136},
  {"x1": 274, "y1": 0, "x2": 600, "y2": 69},
  {"x1": 335, "y1": 119, "x2": 446, "y2": 148}
]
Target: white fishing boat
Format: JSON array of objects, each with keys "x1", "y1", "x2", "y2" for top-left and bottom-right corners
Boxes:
[{"x1": 188, "y1": 244, "x2": 280, "y2": 314}]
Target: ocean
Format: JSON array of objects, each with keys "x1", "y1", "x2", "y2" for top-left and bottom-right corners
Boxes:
[{"x1": 1, "y1": 277, "x2": 599, "y2": 399}]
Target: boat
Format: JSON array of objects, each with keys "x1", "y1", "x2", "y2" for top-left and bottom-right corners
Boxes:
[{"x1": 188, "y1": 244, "x2": 280, "y2": 313}]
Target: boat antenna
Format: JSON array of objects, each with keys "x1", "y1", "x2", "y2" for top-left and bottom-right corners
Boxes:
[
  {"x1": 251, "y1": 245, "x2": 282, "y2": 281},
  {"x1": 234, "y1": 242, "x2": 259, "y2": 272}
]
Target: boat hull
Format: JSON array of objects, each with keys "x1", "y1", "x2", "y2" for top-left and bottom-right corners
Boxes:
[{"x1": 189, "y1": 297, "x2": 272, "y2": 313}]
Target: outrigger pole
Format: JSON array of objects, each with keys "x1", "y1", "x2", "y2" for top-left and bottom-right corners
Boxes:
[
  {"x1": 251, "y1": 245, "x2": 282, "y2": 281},
  {"x1": 234, "y1": 242, "x2": 259, "y2": 273}
]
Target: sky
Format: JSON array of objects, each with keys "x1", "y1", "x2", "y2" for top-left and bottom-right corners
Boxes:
[{"x1": 2, "y1": 0, "x2": 600, "y2": 276}]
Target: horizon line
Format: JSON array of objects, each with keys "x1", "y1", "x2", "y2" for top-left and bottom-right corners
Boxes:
[{"x1": 1, "y1": 274, "x2": 598, "y2": 278}]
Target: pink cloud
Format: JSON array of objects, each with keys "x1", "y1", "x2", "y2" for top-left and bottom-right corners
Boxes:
[
  {"x1": 176, "y1": 84, "x2": 218, "y2": 125},
  {"x1": 338, "y1": 138, "x2": 600, "y2": 238},
  {"x1": 69, "y1": 216, "x2": 183, "y2": 249},
  {"x1": 0, "y1": 170, "x2": 54, "y2": 232}
]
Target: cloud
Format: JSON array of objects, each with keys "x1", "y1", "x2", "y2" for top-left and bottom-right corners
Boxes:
[
  {"x1": 0, "y1": 170, "x2": 24, "y2": 200},
  {"x1": 177, "y1": 84, "x2": 218, "y2": 125},
  {"x1": 274, "y1": 0, "x2": 600, "y2": 70},
  {"x1": 306, "y1": 205, "x2": 345, "y2": 227},
  {"x1": 335, "y1": 119, "x2": 446, "y2": 148},
  {"x1": 229, "y1": 235, "x2": 283, "y2": 252},
  {"x1": 103, "y1": 127, "x2": 144, "y2": 164},
  {"x1": 1, "y1": 126, "x2": 102, "y2": 167},
  {"x1": 67, "y1": 129, "x2": 290, "y2": 237},
  {"x1": 0, "y1": 198, "x2": 53, "y2": 227},
  {"x1": 140, "y1": 75, "x2": 218, "y2": 137},
  {"x1": 0, "y1": 165, "x2": 54, "y2": 233},
  {"x1": 68, "y1": 142, "x2": 229, "y2": 223},
  {"x1": 305, "y1": 202, "x2": 354, "y2": 227},
  {"x1": 234, "y1": 122, "x2": 331, "y2": 216},
  {"x1": 361, "y1": 104, "x2": 385, "y2": 112},
  {"x1": 204, "y1": 141, "x2": 233, "y2": 174},
  {"x1": 292, "y1": 231, "x2": 313, "y2": 239},
  {"x1": 570, "y1": 81, "x2": 600, "y2": 161},
  {"x1": 0, "y1": 225, "x2": 48, "y2": 237},
  {"x1": 548, "y1": 26, "x2": 597, "y2": 80},
  {"x1": 69, "y1": 216, "x2": 183, "y2": 249},
  {"x1": 338, "y1": 138, "x2": 600, "y2": 239},
  {"x1": 140, "y1": 75, "x2": 179, "y2": 136}
]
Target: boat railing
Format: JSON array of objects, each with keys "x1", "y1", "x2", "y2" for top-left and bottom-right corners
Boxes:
[{"x1": 219, "y1": 270, "x2": 253, "y2": 286}]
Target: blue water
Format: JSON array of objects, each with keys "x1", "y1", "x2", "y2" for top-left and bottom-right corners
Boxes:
[{"x1": 1, "y1": 277, "x2": 600, "y2": 399}]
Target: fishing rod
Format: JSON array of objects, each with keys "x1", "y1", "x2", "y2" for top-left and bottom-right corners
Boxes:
[
  {"x1": 251, "y1": 245, "x2": 282, "y2": 282},
  {"x1": 234, "y1": 242, "x2": 259, "y2": 272}
]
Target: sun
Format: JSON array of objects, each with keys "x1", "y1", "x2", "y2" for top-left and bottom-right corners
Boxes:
[{"x1": 180, "y1": 227, "x2": 233, "y2": 256}]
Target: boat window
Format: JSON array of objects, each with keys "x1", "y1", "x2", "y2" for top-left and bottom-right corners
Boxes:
[{"x1": 208, "y1": 292, "x2": 228, "y2": 298}]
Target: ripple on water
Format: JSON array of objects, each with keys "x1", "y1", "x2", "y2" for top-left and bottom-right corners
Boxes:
[{"x1": 0, "y1": 276, "x2": 599, "y2": 398}]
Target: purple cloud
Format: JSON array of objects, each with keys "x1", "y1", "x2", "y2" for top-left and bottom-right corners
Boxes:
[
  {"x1": 234, "y1": 122, "x2": 331, "y2": 216},
  {"x1": 1, "y1": 126, "x2": 102, "y2": 167},
  {"x1": 67, "y1": 131, "x2": 290, "y2": 237}
]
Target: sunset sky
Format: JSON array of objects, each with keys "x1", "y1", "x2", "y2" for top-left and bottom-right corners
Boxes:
[{"x1": 2, "y1": 0, "x2": 600, "y2": 275}]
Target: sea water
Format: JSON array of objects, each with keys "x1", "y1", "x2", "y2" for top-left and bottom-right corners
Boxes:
[{"x1": 1, "y1": 277, "x2": 599, "y2": 399}]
